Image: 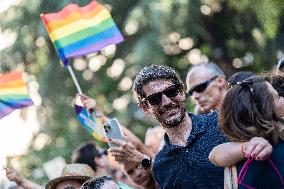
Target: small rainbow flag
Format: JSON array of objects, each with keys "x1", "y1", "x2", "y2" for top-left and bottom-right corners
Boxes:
[
  {"x1": 74, "y1": 104, "x2": 106, "y2": 142},
  {"x1": 0, "y1": 72, "x2": 33, "y2": 119},
  {"x1": 41, "y1": 1, "x2": 124, "y2": 65}
]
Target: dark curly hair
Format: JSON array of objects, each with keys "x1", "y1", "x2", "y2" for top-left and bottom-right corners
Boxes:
[
  {"x1": 132, "y1": 64, "x2": 184, "y2": 104},
  {"x1": 220, "y1": 76, "x2": 284, "y2": 143}
]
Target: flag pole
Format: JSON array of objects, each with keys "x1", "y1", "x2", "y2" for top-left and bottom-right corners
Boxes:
[
  {"x1": 67, "y1": 64, "x2": 83, "y2": 94},
  {"x1": 63, "y1": 60, "x2": 93, "y2": 117},
  {"x1": 66, "y1": 63, "x2": 83, "y2": 95}
]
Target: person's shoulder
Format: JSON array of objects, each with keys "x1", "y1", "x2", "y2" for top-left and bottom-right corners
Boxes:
[
  {"x1": 188, "y1": 111, "x2": 218, "y2": 126},
  {"x1": 272, "y1": 140, "x2": 284, "y2": 154},
  {"x1": 189, "y1": 110, "x2": 218, "y2": 119},
  {"x1": 190, "y1": 111, "x2": 228, "y2": 142},
  {"x1": 154, "y1": 144, "x2": 167, "y2": 160}
]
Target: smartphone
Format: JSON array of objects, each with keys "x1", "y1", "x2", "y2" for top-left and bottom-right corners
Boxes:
[{"x1": 103, "y1": 118, "x2": 124, "y2": 148}]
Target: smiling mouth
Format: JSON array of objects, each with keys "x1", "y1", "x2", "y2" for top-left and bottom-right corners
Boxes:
[{"x1": 163, "y1": 108, "x2": 178, "y2": 116}]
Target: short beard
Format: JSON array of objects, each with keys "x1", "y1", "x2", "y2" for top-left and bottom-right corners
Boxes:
[{"x1": 156, "y1": 103, "x2": 186, "y2": 128}]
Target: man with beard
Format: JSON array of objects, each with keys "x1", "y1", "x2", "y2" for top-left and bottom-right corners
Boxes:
[
  {"x1": 109, "y1": 65, "x2": 272, "y2": 188},
  {"x1": 129, "y1": 64, "x2": 228, "y2": 188}
]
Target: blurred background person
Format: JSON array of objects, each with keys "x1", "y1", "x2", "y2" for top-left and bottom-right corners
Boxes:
[
  {"x1": 227, "y1": 71, "x2": 255, "y2": 86},
  {"x1": 144, "y1": 126, "x2": 165, "y2": 155},
  {"x1": 71, "y1": 141, "x2": 138, "y2": 189},
  {"x1": 45, "y1": 163, "x2": 95, "y2": 189},
  {"x1": 5, "y1": 167, "x2": 43, "y2": 189},
  {"x1": 186, "y1": 63, "x2": 227, "y2": 114},
  {"x1": 79, "y1": 96, "x2": 154, "y2": 188},
  {"x1": 80, "y1": 176, "x2": 120, "y2": 189}
]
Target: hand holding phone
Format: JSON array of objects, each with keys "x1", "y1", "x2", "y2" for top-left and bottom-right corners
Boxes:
[{"x1": 103, "y1": 118, "x2": 124, "y2": 148}]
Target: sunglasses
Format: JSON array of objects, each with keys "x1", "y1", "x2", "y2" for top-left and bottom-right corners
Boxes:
[
  {"x1": 97, "y1": 149, "x2": 108, "y2": 157},
  {"x1": 187, "y1": 76, "x2": 218, "y2": 96},
  {"x1": 277, "y1": 58, "x2": 284, "y2": 72},
  {"x1": 141, "y1": 85, "x2": 181, "y2": 105}
]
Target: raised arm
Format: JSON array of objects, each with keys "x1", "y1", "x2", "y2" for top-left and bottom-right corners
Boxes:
[
  {"x1": 6, "y1": 167, "x2": 44, "y2": 189},
  {"x1": 109, "y1": 139, "x2": 157, "y2": 189},
  {"x1": 78, "y1": 94, "x2": 153, "y2": 157},
  {"x1": 209, "y1": 137, "x2": 273, "y2": 167}
]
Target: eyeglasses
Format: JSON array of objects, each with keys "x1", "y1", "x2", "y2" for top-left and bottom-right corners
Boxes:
[
  {"x1": 187, "y1": 76, "x2": 218, "y2": 96},
  {"x1": 141, "y1": 85, "x2": 181, "y2": 105},
  {"x1": 97, "y1": 149, "x2": 108, "y2": 157},
  {"x1": 277, "y1": 58, "x2": 284, "y2": 72}
]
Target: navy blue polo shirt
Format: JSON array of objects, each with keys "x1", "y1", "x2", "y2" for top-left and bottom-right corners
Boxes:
[{"x1": 152, "y1": 111, "x2": 229, "y2": 189}]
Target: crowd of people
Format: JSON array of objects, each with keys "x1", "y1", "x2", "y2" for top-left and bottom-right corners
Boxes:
[{"x1": 4, "y1": 60, "x2": 284, "y2": 189}]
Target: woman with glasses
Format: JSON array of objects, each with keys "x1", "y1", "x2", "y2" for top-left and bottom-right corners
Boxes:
[{"x1": 210, "y1": 76, "x2": 284, "y2": 189}]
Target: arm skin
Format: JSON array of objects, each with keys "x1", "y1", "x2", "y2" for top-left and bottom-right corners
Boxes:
[
  {"x1": 209, "y1": 142, "x2": 244, "y2": 167},
  {"x1": 120, "y1": 127, "x2": 154, "y2": 158},
  {"x1": 6, "y1": 167, "x2": 44, "y2": 189},
  {"x1": 78, "y1": 94, "x2": 154, "y2": 158},
  {"x1": 108, "y1": 139, "x2": 150, "y2": 169},
  {"x1": 109, "y1": 139, "x2": 157, "y2": 189},
  {"x1": 209, "y1": 137, "x2": 273, "y2": 167}
]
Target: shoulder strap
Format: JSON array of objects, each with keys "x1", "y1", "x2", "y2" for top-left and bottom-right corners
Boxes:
[
  {"x1": 224, "y1": 166, "x2": 238, "y2": 189},
  {"x1": 237, "y1": 157, "x2": 284, "y2": 189}
]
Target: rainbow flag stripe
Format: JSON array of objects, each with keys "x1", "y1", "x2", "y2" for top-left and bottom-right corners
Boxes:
[
  {"x1": 41, "y1": 1, "x2": 124, "y2": 65},
  {"x1": 0, "y1": 72, "x2": 33, "y2": 119},
  {"x1": 74, "y1": 104, "x2": 106, "y2": 142}
]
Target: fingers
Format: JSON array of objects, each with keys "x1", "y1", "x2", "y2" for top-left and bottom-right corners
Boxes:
[
  {"x1": 246, "y1": 137, "x2": 272, "y2": 160},
  {"x1": 76, "y1": 94, "x2": 97, "y2": 110},
  {"x1": 109, "y1": 148, "x2": 123, "y2": 153},
  {"x1": 110, "y1": 152, "x2": 124, "y2": 159},
  {"x1": 5, "y1": 168, "x2": 16, "y2": 181},
  {"x1": 255, "y1": 145, "x2": 272, "y2": 160},
  {"x1": 110, "y1": 139, "x2": 125, "y2": 146},
  {"x1": 250, "y1": 143, "x2": 265, "y2": 158},
  {"x1": 5, "y1": 167, "x2": 13, "y2": 174},
  {"x1": 244, "y1": 142, "x2": 256, "y2": 158},
  {"x1": 123, "y1": 134, "x2": 129, "y2": 142},
  {"x1": 109, "y1": 140, "x2": 135, "y2": 153},
  {"x1": 77, "y1": 93, "x2": 89, "y2": 99},
  {"x1": 85, "y1": 100, "x2": 96, "y2": 110}
]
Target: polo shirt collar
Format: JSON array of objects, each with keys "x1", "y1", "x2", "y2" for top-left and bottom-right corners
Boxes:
[{"x1": 163, "y1": 113, "x2": 207, "y2": 152}]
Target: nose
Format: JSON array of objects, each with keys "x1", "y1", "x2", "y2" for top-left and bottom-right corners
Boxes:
[
  {"x1": 160, "y1": 93, "x2": 172, "y2": 105},
  {"x1": 134, "y1": 170, "x2": 142, "y2": 178},
  {"x1": 191, "y1": 91, "x2": 201, "y2": 101}
]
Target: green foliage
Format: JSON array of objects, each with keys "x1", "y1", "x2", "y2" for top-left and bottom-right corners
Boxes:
[{"x1": 1, "y1": 0, "x2": 284, "y2": 184}]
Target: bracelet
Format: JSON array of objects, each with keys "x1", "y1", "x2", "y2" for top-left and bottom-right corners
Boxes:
[{"x1": 241, "y1": 142, "x2": 247, "y2": 157}]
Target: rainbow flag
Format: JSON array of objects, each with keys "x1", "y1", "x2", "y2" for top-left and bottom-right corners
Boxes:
[
  {"x1": 41, "y1": 1, "x2": 124, "y2": 65},
  {"x1": 74, "y1": 104, "x2": 106, "y2": 142},
  {"x1": 0, "y1": 72, "x2": 33, "y2": 119}
]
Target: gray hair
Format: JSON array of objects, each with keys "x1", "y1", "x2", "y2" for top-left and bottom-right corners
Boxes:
[{"x1": 187, "y1": 63, "x2": 225, "y2": 78}]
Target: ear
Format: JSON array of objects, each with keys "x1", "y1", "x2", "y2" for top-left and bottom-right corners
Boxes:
[{"x1": 216, "y1": 76, "x2": 226, "y2": 87}]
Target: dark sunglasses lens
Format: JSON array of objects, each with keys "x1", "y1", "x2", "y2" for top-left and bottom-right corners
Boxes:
[
  {"x1": 147, "y1": 93, "x2": 162, "y2": 105},
  {"x1": 188, "y1": 83, "x2": 208, "y2": 96},
  {"x1": 102, "y1": 150, "x2": 108, "y2": 156},
  {"x1": 278, "y1": 59, "x2": 284, "y2": 71},
  {"x1": 164, "y1": 87, "x2": 179, "y2": 98},
  {"x1": 194, "y1": 83, "x2": 208, "y2": 93}
]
